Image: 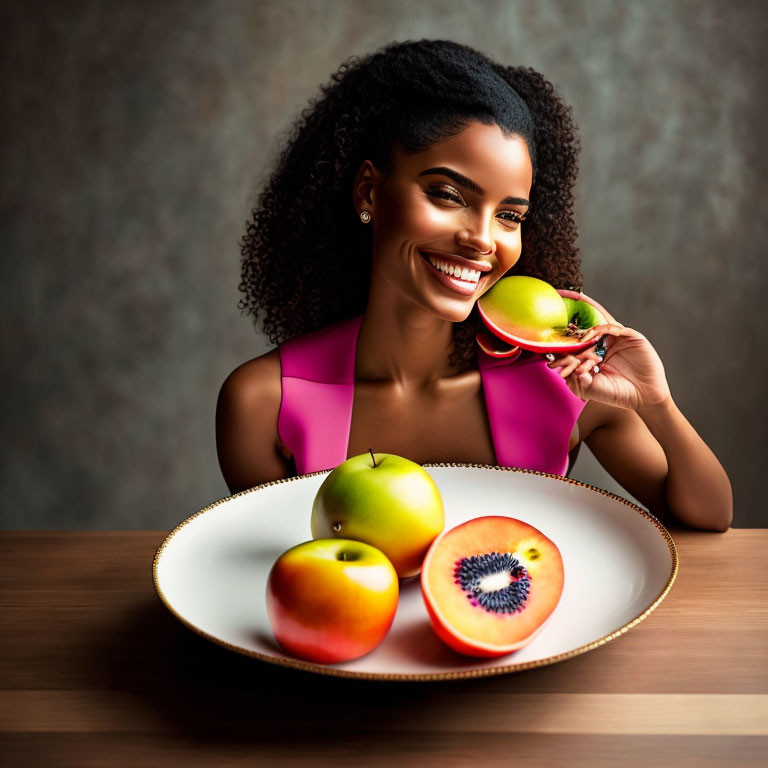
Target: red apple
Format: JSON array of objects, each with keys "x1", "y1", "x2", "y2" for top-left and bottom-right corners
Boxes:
[{"x1": 266, "y1": 538, "x2": 399, "y2": 663}]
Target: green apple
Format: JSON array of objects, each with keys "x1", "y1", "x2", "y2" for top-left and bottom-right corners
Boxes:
[
  {"x1": 480, "y1": 275, "x2": 568, "y2": 340},
  {"x1": 311, "y1": 451, "x2": 445, "y2": 578}
]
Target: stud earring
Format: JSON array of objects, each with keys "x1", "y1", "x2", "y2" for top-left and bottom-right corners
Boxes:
[{"x1": 359, "y1": 210, "x2": 371, "y2": 223}]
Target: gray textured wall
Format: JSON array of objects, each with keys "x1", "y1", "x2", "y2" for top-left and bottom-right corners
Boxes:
[{"x1": 2, "y1": 0, "x2": 766, "y2": 529}]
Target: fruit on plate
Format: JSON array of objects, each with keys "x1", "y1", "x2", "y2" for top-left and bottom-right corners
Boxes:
[
  {"x1": 311, "y1": 450, "x2": 445, "y2": 579},
  {"x1": 421, "y1": 515, "x2": 564, "y2": 658},
  {"x1": 266, "y1": 538, "x2": 399, "y2": 664},
  {"x1": 476, "y1": 275, "x2": 609, "y2": 356}
]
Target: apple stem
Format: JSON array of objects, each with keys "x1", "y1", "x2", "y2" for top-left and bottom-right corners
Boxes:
[{"x1": 368, "y1": 448, "x2": 377, "y2": 468}]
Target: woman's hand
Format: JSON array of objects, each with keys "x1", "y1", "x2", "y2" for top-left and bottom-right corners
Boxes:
[
  {"x1": 547, "y1": 308, "x2": 672, "y2": 411},
  {"x1": 547, "y1": 297, "x2": 732, "y2": 532}
]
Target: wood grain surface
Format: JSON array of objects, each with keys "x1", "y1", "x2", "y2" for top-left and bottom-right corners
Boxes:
[{"x1": 0, "y1": 529, "x2": 766, "y2": 767}]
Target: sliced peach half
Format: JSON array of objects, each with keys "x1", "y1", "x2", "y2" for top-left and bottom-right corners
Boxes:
[
  {"x1": 476, "y1": 275, "x2": 609, "y2": 355},
  {"x1": 420, "y1": 515, "x2": 564, "y2": 658}
]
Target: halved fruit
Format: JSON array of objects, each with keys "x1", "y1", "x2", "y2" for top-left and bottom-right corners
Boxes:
[
  {"x1": 420, "y1": 516, "x2": 564, "y2": 658},
  {"x1": 475, "y1": 329, "x2": 522, "y2": 360},
  {"x1": 477, "y1": 275, "x2": 609, "y2": 355}
]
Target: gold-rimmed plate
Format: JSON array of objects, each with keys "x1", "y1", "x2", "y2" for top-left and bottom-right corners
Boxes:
[{"x1": 153, "y1": 464, "x2": 677, "y2": 681}]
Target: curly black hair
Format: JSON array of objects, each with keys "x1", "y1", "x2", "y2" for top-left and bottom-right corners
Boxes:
[{"x1": 238, "y1": 39, "x2": 582, "y2": 372}]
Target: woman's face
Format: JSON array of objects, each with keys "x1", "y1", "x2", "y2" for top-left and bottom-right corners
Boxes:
[{"x1": 354, "y1": 120, "x2": 533, "y2": 323}]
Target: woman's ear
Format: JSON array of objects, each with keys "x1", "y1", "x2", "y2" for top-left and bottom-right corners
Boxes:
[{"x1": 352, "y1": 159, "x2": 379, "y2": 216}]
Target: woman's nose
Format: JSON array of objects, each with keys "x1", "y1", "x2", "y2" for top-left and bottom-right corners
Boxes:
[{"x1": 455, "y1": 224, "x2": 494, "y2": 255}]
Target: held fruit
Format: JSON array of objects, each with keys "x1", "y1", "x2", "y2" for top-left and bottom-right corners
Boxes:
[
  {"x1": 482, "y1": 275, "x2": 568, "y2": 340},
  {"x1": 421, "y1": 516, "x2": 564, "y2": 658},
  {"x1": 477, "y1": 275, "x2": 608, "y2": 356},
  {"x1": 266, "y1": 538, "x2": 399, "y2": 664},
  {"x1": 311, "y1": 451, "x2": 445, "y2": 578}
]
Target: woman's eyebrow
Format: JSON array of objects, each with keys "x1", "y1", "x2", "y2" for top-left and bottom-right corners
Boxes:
[{"x1": 418, "y1": 166, "x2": 529, "y2": 206}]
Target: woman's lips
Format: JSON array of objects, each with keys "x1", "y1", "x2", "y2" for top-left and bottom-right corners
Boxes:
[{"x1": 419, "y1": 250, "x2": 489, "y2": 296}]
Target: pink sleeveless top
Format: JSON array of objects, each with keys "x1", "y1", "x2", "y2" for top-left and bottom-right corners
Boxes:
[{"x1": 278, "y1": 314, "x2": 586, "y2": 476}]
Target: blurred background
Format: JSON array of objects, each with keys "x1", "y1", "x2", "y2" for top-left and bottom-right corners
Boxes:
[{"x1": 2, "y1": 0, "x2": 766, "y2": 529}]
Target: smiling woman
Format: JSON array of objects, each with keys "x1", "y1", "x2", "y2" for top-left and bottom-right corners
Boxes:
[
  {"x1": 216, "y1": 39, "x2": 732, "y2": 533},
  {"x1": 234, "y1": 39, "x2": 582, "y2": 372},
  {"x1": 351, "y1": 122, "x2": 532, "y2": 316}
]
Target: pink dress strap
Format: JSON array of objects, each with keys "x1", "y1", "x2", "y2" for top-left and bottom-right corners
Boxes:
[
  {"x1": 476, "y1": 347, "x2": 587, "y2": 476},
  {"x1": 278, "y1": 315, "x2": 364, "y2": 475},
  {"x1": 278, "y1": 313, "x2": 586, "y2": 476}
]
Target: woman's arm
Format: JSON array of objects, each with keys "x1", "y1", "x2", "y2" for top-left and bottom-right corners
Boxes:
[
  {"x1": 552, "y1": 318, "x2": 733, "y2": 532},
  {"x1": 582, "y1": 398, "x2": 733, "y2": 532},
  {"x1": 216, "y1": 350, "x2": 294, "y2": 494},
  {"x1": 635, "y1": 396, "x2": 733, "y2": 531}
]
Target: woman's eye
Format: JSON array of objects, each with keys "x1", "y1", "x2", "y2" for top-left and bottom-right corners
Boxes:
[
  {"x1": 426, "y1": 186, "x2": 463, "y2": 203},
  {"x1": 426, "y1": 186, "x2": 527, "y2": 227},
  {"x1": 498, "y1": 211, "x2": 525, "y2": 224}
]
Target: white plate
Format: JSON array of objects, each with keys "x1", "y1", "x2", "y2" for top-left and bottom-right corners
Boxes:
[{"x1": 153, "y1": 464, "x2": 677, "y2": 681}]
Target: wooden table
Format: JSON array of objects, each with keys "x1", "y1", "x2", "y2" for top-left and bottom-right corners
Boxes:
[{"x1": 0, "y1": 529, "x2": 766, "y2": 767}]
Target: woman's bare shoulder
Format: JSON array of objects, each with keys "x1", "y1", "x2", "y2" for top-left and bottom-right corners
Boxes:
[
  {"x1": 216, "y1": 348, "x2": 292, "y2": 493},
  {"x1": 220, "y1": 347, "x2": 282, "y2": 400}
]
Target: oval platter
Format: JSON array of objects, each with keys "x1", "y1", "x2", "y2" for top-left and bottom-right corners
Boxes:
[{"x1": 153, "y1": 464, "x2": 678, "y2": 681}]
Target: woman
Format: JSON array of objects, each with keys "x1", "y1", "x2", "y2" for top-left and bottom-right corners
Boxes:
[{"x1": 216, "y1": 39, "x2": 732, "y2": 532}]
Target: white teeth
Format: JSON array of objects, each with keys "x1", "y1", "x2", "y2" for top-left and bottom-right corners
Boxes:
[{"x1": 427, "y1": 255, "x2": 481, "y2": 283}]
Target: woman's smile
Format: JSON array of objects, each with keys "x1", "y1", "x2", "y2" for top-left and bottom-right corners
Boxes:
[{"x1": 418, "y1": 248, "x2": 493, "y2": 296}]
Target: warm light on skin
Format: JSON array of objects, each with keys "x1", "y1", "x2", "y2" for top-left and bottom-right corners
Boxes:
[{"x1": 354, "y1": 121, "x2": 533, "y2": 326}]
